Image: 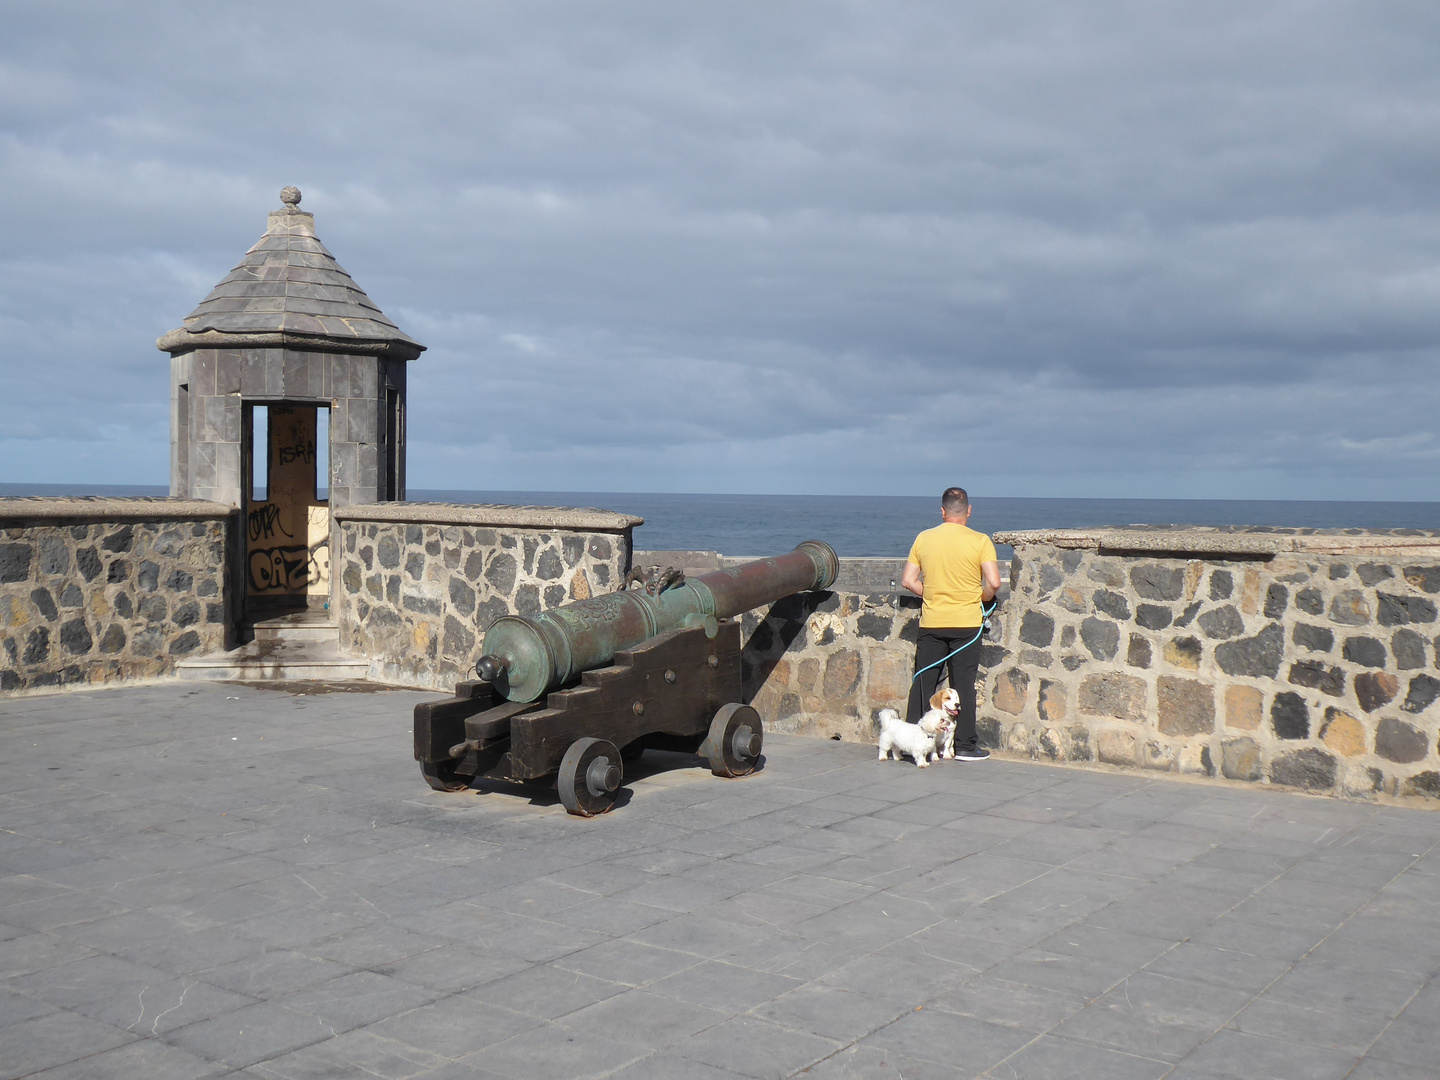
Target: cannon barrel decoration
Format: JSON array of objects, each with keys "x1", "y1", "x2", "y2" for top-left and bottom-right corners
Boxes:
[
  {"x1": 476, "y1": 540, "x2": 839, "y2": 702},
  {"x1": 413, "y1": 540, "x2": 839, "y2": 816}
]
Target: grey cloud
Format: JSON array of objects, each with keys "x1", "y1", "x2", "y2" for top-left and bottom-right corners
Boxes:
[{"x1": 1, "y1": 1, "x2": 1437, "y2": 498}]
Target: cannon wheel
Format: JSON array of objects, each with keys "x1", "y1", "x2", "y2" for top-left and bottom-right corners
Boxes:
[
  {"x1": 705, "y1": 703, "x2": 763, "y2": 778},
  {"x1": 558, "y1": 737, "x2": 623, "y2": 817},
  {"x1": 420, "y1": 759, "x2": 470, "y2": 793}
]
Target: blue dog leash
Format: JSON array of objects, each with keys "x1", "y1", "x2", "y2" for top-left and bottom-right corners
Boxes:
[{"x1": 911, "y1": 598, "x2": 998, "y2": 683}]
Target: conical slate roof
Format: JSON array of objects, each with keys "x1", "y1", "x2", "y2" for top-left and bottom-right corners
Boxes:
[{"x1": 157, "y1": 187, "x2": 424, "y2": 360}]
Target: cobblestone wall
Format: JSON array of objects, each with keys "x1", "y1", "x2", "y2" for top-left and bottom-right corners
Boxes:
[
  {"x1": 635, "y1": 552, "x2": 953, "y2": 742},
  {"x1": 987, "y1": 528, "x2": 1440, "y2": 801},
  {"x1": 0, "y1": 499, "x2": 232, "y2": 693},
  {"x1": 335, "y1": 503, "x2": 639, "y2": 689}
]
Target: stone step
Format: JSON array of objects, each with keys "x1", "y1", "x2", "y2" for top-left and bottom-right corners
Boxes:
[
  {"x1": 244, "y1": 609, "x2": 339, "y2": 645},
  {"x1": 175, "y1": 639, "x2": 370, "y2": 682}
]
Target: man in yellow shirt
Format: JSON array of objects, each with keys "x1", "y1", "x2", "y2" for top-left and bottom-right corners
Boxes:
[{"x1": 900, "y1": 487, "x2": 1002, "y2": 761}]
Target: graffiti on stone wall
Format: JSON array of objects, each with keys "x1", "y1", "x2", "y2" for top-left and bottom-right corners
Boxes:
[
  {"x1": 247, "y1": 503, "x2": 292, "y2": 542},
  {"x1": 248, "y1": 538, "x2": 330, "y2": 592}
]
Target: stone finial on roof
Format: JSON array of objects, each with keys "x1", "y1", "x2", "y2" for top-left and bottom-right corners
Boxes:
[{"x1": 155, "y1": 188, "x2": 425, "y2": 361}]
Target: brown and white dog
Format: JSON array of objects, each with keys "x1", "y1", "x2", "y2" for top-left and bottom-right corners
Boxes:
[
  {"x1": 925, "y1": 687, "x2": 962, "y2": 760},
  {"x1": 876, "y1": 706, "x2": 952, "y2": 767}
]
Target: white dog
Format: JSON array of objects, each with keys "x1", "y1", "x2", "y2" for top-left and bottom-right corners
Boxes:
[
  {"x1": 925, "y1": 687, "x2": 962, "y2": 760},
  {"x1": 876, "y1": 706, "x2": 951, "y2": 767}
]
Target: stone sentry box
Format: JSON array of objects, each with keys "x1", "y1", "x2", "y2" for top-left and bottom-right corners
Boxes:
[
  {"x1": 990, "y1": 528, "x2": 1440, "y2": 799},
  {"x1": 158, "y1": 187, "x2": 423, "y2": 622}
]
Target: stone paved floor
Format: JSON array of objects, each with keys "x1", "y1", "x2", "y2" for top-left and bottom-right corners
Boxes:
[{"x1": 3, "y1": 682, "x2": 1440, "y2": 1080}]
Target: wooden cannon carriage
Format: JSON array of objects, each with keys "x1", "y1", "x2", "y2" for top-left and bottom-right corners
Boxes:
[{"x1": 413, "y1": 541, "x2": 838, "y2": 816}]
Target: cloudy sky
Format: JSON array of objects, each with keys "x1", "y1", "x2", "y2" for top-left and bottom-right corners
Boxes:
[{"x1": 2, "y1": 1, "x2": 1438, "y2": 501}]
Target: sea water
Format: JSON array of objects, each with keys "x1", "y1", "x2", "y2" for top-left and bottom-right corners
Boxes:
[{"x1": 7, "y1": 484, "x2": 1438, "y2": 560}]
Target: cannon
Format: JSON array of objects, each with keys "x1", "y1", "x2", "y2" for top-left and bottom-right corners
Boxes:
[{"x1": 413, "y1": 540, "x2": 839, "y2": 816}]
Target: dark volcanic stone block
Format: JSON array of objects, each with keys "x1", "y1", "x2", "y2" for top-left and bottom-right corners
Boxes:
[
  {"x1": 74, "y1": 546, "x2": 102, "y2": 582},
  {"x1": 1270, "y1": 747, "x2": 1337, "y2": 791},
  {"x1": 58, "y1": 617, "x2": 92, "y2": 656},
  {"x1": 1392, "y1": 629, "x2": 1426, "y2": 670},
  {"x1": 377, "y1": 534, "x2": 401, "y2": 569},
  {"x1": 537, "y1": 549, "x2": 563, "y2": 581},
  {"x1": 1402, "y1": 674, "x2": 1440, "y2": 715},
  {"x1": 37, "y1": 538, "x2": 69, "y2": 578},
  {"x1": 1356, "y1": 562, "x2": 1395, "y2": 586},
  {"x1": 1354, "y1": 671, "x2": 1399, "y2": 713},
  {"x1": 1378, "y1": 593, "x2": 1437, "y2": 626},
  {"x1": 0, "y1": 543, "x2": 33, "y2": 583},
  {"x1": 1288, "y1": 660, "x2": 1344, "y2": 697},
  {"x1": 1214, "y1": 623, "x2": 1283, "y2": 679},
  {"x1": 1131, "y1": 564, "x2": 1185, "y2": 601},
  {"x1": 1271, "y1": 691, "x2": 1309, "y2": 739},
  {"x1": 448, "y1": 577, "x2": 476, "y2": 616},
  {"x1": 1263, "y1": 584, "x2": 1288, "y2": 618},
  {"x1": 1135, "y1": 603, "x2": 1172, "y2": 630},
  {"x1": 1402, "y1": 772, "x2": 1440, "y2": 798},
  {"x1": 101, "y1": 525, "x2": 134, "y2": 553},
  {"x1": 1092, "y1": 590, "x2": 1130, "y2": 620},
  {"x1": 856, "y1": 612, "x2": 892, "y2": 641},
  {"x1": 136, "y1": 560, "x2": 160, "y2": 592},
  {"x1": 1403, "y1": 565, "x2": 1440, "y2": 593},
  {"x1": 1173, "y1": 601, "x2": 1202, "y2": 628},
  {"x1": 1292, "y1": 623, "x2": 1333, "y2": 653},
  {"x1": 485, "y1": 553, "x2": 517, "y2": 594},
  {"x1": 30, "y1": 588, "x2": 58, "y2": 620},
  {"x1": 1209, "y1": 570, "x2": 1233, "y2": 600},
  {"x1": 1019, "y1": 610, "x2": 1055, "y2": 648},
  {"x1": 1295, "y1": 587, "x2": 1324, "y2": 615},
  {"x1": 1375, "y1": 717, "x2": 1428, "y2": 763},
  {"x1": 514, "y1": 584, "x2": 541, "y2": 615},
  {"x1": 1126, "y1": 634, "x2": 1151, "y2": 669},
  {"x1": 1341, "y1": 636, "x2": 1386, "y2": 668},
  {"x1": 22, "y1": 626, "x2": 50, "y2": 664},
  {"x1": 1197, "y1": 605, "x2": 1244, "y2": 639},
  {"x1": 1080, "y1": 617, "x2": 1119, "y2": 661}
]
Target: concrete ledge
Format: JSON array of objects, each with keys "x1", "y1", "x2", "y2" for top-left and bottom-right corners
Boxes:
[
  {"x1": 335, "y1": 501, "x2": 643, "y2": 532},
  {"x1": 637, "y1": 550, "x2": 911, "y2": 592},
  {"x1": 996, "y1": 525, "x2": 1440, "y2": 558},
  {"x1": 0, "y1": 496, "x2": 234, "y2": 525}
]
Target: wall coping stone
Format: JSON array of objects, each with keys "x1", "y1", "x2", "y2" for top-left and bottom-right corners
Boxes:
[
  {"x1": 996, "y1": 526, "x2": 1440, "y2": 558},
  {"x1": 0, "y1": 496, "x2": 235, "y2": 525},
  {"x1": 335, "y1": 501, "x2": 643, "y2": 533}
]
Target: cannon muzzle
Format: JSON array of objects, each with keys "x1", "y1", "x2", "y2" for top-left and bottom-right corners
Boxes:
[{"x1": 475, "y1": 540, "x2": 838, "y2": 702}]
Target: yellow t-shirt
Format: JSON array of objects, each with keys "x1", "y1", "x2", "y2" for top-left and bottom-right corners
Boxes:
[{"x1": 907, "y1": 523, "x2": 998, "y2": 628}]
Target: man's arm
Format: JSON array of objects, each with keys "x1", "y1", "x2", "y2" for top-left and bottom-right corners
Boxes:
[
  {"x1": 981, "y1": 561, "x2": 1001, "y2": 603},
  {"x1": 901, "y1": 560, "x2": 923, "y2": 597}
]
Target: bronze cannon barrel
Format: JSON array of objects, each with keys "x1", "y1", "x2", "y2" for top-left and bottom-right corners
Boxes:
[{"x1": 475, "y1": 540, "x2": 839, "y2": 702}]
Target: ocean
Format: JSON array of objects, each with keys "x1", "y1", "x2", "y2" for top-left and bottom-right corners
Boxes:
[{"x1": 12, "y1": 483, "x2": 1435, "y2": 560}]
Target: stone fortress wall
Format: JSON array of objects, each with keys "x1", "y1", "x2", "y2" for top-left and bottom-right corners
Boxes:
[
  {"x1": 334, "y1": 502, "x2": 639, "y2": 689},
  {"x1": 988, "y1": 528, "x2": 1440, "y2": 801},
  {"x1": 5, "y1": 506, "x2": 1439, "y2": 806},
  {"x1": 0, "y1": 498, "x2": 233, "y2": 692},
  {"x1": 709, "y1": 528, "x2": 1440, "y2": 804}
]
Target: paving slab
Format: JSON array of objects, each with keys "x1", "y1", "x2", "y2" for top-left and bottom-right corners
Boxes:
[{"x1": 4, "y1": 679, "x2": 1440, "y2": 1078}]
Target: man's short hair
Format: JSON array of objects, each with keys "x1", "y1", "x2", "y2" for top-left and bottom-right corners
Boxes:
[{"x1": 941, "y1": 487, "x2": 969, "y2": 514}]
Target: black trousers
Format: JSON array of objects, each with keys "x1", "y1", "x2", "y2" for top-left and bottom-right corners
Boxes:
[{"x1": 906, "y1": 627, "x2": 983, "y2": 751}]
